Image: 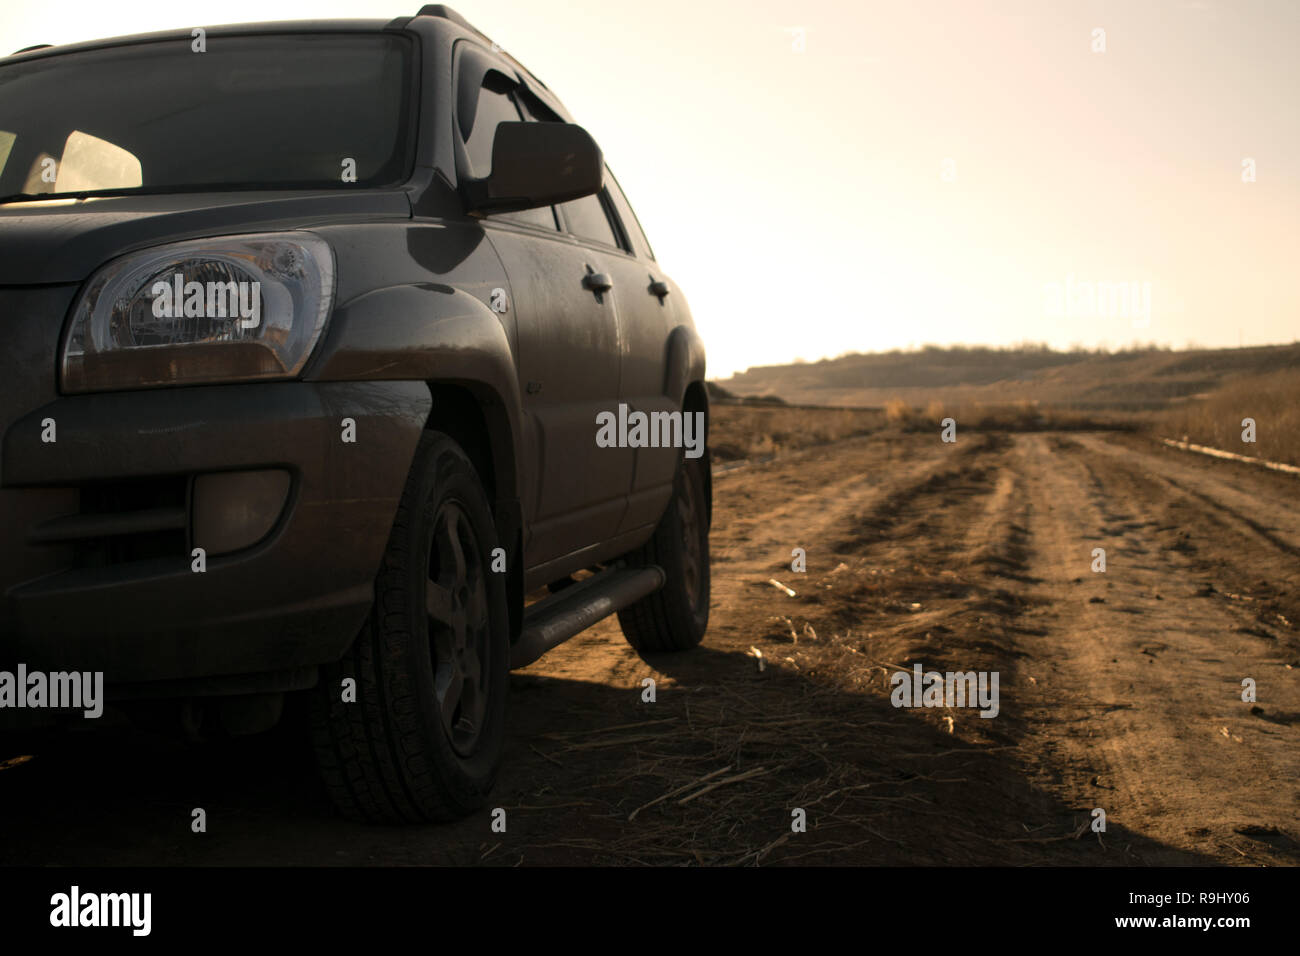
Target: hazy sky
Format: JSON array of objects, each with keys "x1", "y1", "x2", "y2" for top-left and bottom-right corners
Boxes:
[{"x1": 4, "y1": 1, "x2": 1296, "y2": 377}]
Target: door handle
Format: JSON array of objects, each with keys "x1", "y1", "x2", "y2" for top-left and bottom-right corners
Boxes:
[
  {"x1": 648, "y1": 279, "x2": 670, "y2": 299},
  {"x1": 582, "y1": 271, "x2": 613, "y2": 293}
]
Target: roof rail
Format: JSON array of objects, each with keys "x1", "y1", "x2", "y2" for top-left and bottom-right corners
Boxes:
[
  {"x1": 412, "y1": 4, "x2": 551, "y2": 93},
  {"x1": 11, "y1": 43, "x2": 53, "y2": 55},
  {"x1": 415, "y1": 5, "x2": 486, "y2": 37}
]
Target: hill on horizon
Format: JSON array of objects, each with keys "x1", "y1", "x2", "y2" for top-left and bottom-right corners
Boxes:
[{"x1": 715, "y1": 342, "x2": 1300, "y2": 411}]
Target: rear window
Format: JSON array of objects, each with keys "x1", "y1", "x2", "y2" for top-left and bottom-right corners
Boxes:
[{"x1": 0, "y1": 33, "x2": 415, "y2": 196}]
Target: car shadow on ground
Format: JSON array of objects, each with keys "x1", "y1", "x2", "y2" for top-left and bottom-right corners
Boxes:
[{"x1": 0, "y1": 639, "x2": 1229, "y2": 866}]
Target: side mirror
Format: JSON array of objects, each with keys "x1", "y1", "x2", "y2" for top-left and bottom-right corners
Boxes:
[{"x1": 464, "y1": 121, "x2": 603, "y2": 214}]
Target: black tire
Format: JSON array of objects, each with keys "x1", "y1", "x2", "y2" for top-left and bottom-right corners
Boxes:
[
  {"x1": 310, "y1": 431, "x2": 509, "y2": 823},
  {"x1": 617, "y1": 452, "x2": 711, "y2": 652}
]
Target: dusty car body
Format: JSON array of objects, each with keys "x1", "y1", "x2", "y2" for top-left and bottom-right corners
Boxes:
[{"x1": 0, "y1": 5, "x2": 710, "y2": 821}]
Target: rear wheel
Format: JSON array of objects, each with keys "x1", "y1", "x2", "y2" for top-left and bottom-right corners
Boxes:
[
  {"x1": 310, "y1": 431, "x2": 509, "y2": 823},
  {"x1": 617, "y1": 453, "x2": 711, "y2": 652}
]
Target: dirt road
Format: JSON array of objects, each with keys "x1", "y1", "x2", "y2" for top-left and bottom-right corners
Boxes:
[{"x1": 2, "y1": 426, "x2": 1296, "y2": 865}]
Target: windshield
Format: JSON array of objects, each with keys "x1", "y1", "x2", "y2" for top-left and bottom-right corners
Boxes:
[{"x1": 0, "y1": 32, "x2": 415, "y2": 198}]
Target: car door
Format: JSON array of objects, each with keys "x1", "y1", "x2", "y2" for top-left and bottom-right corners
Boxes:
[
  {"x1": 593, "y1": 169, "x2": 683, "y2": 533},
  {"x1": 519, "y1": 77, "x2": 680, "y2": 537},
  {"x1": 454, "y1": 51, "x2": 629, "y2": 569}
]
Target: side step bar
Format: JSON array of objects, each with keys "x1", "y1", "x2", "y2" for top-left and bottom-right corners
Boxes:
[{"x1": 509, "y1": 565, "x2": 665, "y2": 670}]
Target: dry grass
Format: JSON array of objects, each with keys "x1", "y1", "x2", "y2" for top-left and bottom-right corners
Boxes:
[
  {"x1": 708, "y1": 404, "x2": 885, "y2": 462},
  {"x1": 1153, "y1": 368, "x2": 1300, "y2": 466},
  {"x1": 514, "y1": 670, "x2": 1023, "y2": 866},
  {"x1": 709, "y1": 398, "x2": 1131, "y2": 466},
  {"x1": 879, "y1": 398, "x2": 1133, "y2": 433},
  {"x1": 511, "y1": 549, "x2": 1078, "y2": 866}
]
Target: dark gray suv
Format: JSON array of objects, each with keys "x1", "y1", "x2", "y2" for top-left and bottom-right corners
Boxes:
[{"x1": 0, "y1": 5, "x2": 710, "y2": 822}]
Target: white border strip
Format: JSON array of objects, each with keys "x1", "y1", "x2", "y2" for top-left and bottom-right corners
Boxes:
[{"x1": 1161, "y1": 438, "x2": 1300, "y2": 476}]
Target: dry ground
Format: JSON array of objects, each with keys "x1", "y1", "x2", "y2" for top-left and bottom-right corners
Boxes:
[{"x1": 1, "y1": 411, "x2": 1297, "y2": 865}]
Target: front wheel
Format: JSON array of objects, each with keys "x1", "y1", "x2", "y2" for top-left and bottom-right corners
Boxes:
[
  {"x1": 617, "y1": 453, "x2": 711, "y2": 652},
  {"x1": 310, "y1": 431, "x2": 509, "y2": 823}
]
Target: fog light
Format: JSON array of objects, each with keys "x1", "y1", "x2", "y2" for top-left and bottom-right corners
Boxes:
[{"x1": 191, "y1": 470, "x2": 291, "y2": 555}]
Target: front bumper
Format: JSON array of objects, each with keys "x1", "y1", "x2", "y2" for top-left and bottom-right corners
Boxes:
[{"x1": 0, "y1": 286, "x2": 430, "y2": 682}]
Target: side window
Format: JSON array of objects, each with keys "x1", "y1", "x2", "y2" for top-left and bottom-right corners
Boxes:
[
  {"x1": 604, "y1": 168, "x2": 656, "y2": 261},
  {"x1": 463, "y1": 76, "x2": 556, "y2": 230},
  {"x1": 556, "y1": 191, "x2": 622, "y2": 249},
  {"x1": 464, "y1": 80, "x2": 518, "y2": 179},
  {"x1": 515, "y1": 88, "x2": 561, "y2": 124}
]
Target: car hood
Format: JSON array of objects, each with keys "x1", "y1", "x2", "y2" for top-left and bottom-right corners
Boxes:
[{"x1": 0, "y1": 189, "x2": 412, "y2": 285}]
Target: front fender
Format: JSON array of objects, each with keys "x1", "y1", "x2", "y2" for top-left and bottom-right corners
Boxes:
[{"x1": 305, "y1": 281, "x2": 524, "y2": 502}]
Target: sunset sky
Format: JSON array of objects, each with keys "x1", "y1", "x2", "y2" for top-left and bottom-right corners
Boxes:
[{"x1": 4, "y1": 0, "x2": 1296, "y2": 377}]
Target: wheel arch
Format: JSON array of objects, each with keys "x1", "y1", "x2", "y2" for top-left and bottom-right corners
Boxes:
[
  {"x1": 681, "y1": 379, "x2": 712, "y2": 529},
  {"x1": 424, "y1": 381, "x2": 524, "y2": 642}
]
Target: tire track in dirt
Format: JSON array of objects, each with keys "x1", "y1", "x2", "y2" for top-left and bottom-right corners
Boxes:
[
  {"x1": 1073, "y1": 435, "x2": 1300, "y2": 649},
  {"x1": 1074, "y1": 433, "x2": 1300, "y2": 556},
  {"x1": 1009, "y1": 433, "x2": 1299, "y2": 863},
  {"x1": 755, "y1": 432, "x2": 1177, "y2": 862}
]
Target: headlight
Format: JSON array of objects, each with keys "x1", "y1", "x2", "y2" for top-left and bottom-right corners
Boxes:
[{"x1": 61, "y1": 233, "x2": 334, "y2": 392}]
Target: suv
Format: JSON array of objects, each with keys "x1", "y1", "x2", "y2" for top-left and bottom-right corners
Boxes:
[{"x1": 0, "y1": 5, "x2": 710, "y2": 823}]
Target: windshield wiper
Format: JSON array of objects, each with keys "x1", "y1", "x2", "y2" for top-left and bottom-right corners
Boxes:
[
  {"x1": 0, "y1": 187, "x2": 161, "y2": 205},
  {"x1": 0, "y1": 189, "x2": 127, "y2": 205},
  {"x1": 0, "y1": 191, "x2": 62, "y2": 205}
]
